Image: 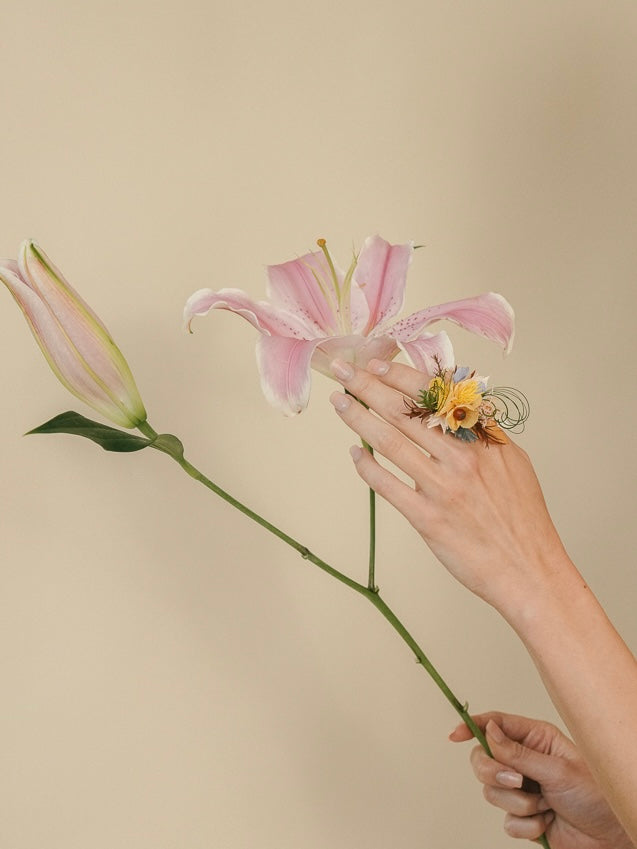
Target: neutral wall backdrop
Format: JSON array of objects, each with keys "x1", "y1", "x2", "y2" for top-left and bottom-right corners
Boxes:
[{"x1": 1, "y1": 2, "x2": 636, "y2": 847}]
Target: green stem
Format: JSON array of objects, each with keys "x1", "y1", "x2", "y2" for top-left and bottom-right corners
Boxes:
[
  {"x1": 138, "y1": 420, "x2": 551, "y2": 849},
  {"x1": 362, "y1": 438, "x2": 377, "y2": 592},
  {"x1": 366, "y1": 593, "x2": 491, "y2": 752},
  {"x1": 138, "y1": 421, "x2": 366, "y2": 598}
]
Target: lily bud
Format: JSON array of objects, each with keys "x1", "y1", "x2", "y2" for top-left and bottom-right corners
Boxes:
[{"x1": 0, "y1": 240, "x2": 147, "y2": 428}]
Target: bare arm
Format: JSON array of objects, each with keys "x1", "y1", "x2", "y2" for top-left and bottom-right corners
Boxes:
[{"x1": 329, "y1": 357, "x2": 637, "y2": 840}]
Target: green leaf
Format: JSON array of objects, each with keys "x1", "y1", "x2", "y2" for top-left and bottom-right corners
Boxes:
[{"x1": 27, "y1": 411, "x2": 153, "y2": 453}]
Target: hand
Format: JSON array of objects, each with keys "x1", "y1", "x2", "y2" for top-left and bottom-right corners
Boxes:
[
  {"x1": 450, "y1": 712, "x2": 634, "y2": 848},
  {"x1": 329, "y1": 358, "x2": 571, "y2": 613}
]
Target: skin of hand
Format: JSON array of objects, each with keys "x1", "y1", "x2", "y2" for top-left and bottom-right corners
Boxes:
[
  {"x1": 327, "y1": 357, "x2": 571, "y2": 612},
  {"x1": 328, "y1": 357, "x2": 637, "y2": 841},
  {"x1": 449, "y1": 712, "x2": 634, "y2": 848}
]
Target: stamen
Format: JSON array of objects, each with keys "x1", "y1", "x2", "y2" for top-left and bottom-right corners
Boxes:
[{"x1": 316, "y1": 238, "x2": 340, "y2": 299}]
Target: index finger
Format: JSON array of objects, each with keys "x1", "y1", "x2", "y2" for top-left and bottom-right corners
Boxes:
[
  {"x1": 366, "y1": 358, "x2": 436, "y2": 400},
  {"x1": 330, "y1": 358, "x2": 452, "y2": 459}
]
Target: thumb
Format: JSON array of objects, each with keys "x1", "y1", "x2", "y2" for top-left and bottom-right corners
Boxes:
[{"x1": 485, "y1": 719, "x2": 560, "y2": 788}]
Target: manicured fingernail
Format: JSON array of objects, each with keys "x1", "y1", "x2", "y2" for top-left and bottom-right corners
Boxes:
[
  {"x1": 349, "y1": 445, "x2": 363, "y2": 462},
  {"x1": 496, "y1": 770, "x2": 523, "y2": 789},
  {"x1": 331, "y1": 359, "x2": 354, "y2": 381},
  {"x1": 486, "y1": 720, "x2": 505, "y2": 744},
  {"x1": 330, "y1": 391, "x2": 351, "y2": 412},
  {"x1": 367, "y1": 359, "x2": 390, "y2": 375}
]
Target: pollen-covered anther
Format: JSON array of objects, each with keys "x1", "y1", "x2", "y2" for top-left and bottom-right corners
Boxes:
[{"x1": 316, "y1": 238, "x2": 327, "y2": 247}]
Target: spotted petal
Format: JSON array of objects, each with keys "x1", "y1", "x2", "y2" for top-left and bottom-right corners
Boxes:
[
  {"x1": 266, "y1": 250, "x2": 342, "y2": 336},
  {"x1": 389, "y1": 292, "x2": 515, "y2": 353},
  {"x1": 398, "y1": 331, "x2": 455, "y2": 379},
  {"x1": 184, "y1": 288, "x2": 311, "y2": 339},
  {"x1": 355, "y1": 235, "x2": 413, "y2": 335}
]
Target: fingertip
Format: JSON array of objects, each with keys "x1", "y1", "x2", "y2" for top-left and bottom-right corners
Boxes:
[
  {"x1": 329, "y1": 391, "x2": 351, "y2": 412},
  {"x1": 349, "y1": 445, "x2": 363, "y2": 462},
  {"x1": 330, "y1": 358, "x2": 354, "y2": 381},
  {"x1": 486, "y1": 719, "x2": 506, "y2": 744},
  {"x1": 448, "y1": 723, "x2": 472, "y2": 741},
  {"x1": 367, "y1": 358, "x2": 390, "y2": 375}
]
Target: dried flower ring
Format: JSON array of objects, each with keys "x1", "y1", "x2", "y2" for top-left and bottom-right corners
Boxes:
[{"x1": 405, "y1": 359, "x2": 529, "y2": 445}]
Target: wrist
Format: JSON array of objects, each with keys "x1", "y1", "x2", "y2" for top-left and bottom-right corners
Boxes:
[{"x1": 487, "y1": 545, "x2": 587, "y2": 639}]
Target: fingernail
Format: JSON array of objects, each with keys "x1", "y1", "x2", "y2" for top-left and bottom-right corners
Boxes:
[
  {"x1": 349, "y1": 445, "x2": 363, "y2": 462},
  {"x1": 486, "y1": 720, "x2": 505, "y2": 744},
  {"x1": 330, "y1": 391, "x2": 351, "y2": 412},
  {"x1": 543, "y1": 811, "x2": 555, "y2": 826},
  {"x1": 367, "y1": 359, "x2": 389, "y2": 375},
  {"x1": 537, "y1": 797, "x2": 552, "y2": 813},
  {"x1": 495, "y1": 770, "x2": 523, "y2": 789},
  {"x1": 331, "y1": 359, "x2": 354, "y2": 381}
]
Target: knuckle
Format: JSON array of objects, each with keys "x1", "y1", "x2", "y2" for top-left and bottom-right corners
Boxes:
[
  {"x1": 482, "y1": 785, "x2": 499, "y2": 806},
  {"x1": 356, "y1": 456, "x2": 382, "y2": 488},
  {"x1": 523, "y1": 795, "x2": 543, "y2": 817},
  {"x1": 457, "y1": 448, "x2": 479, "y2": 473},
  {"x1": 470, "y1": 748, "x2": 491, "y2": 783},
  {"x1": 375, "y1": 427, "x2": 403, "y2": 458},
  {"x1": 349, "y1": 369, "x2": 374, "y2": 396}
]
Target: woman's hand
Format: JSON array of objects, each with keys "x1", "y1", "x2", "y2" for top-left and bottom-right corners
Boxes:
[
  {"x1": 329, "y1": 357, "x2": 637, "y2": 842},
  {"x1": 328, "y1": 357, "x2": 572, "y2": 613},
  {"x1": 450, "y1": 712, "x2": 634, "y2": 848}
]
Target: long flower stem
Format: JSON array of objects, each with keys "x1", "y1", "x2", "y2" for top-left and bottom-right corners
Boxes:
[
  {"x1": 362, "y1": 438, "x2": 377, "y2": 592},
  {"x1": 138, "y1": 421, "x2": 550, "y2": 849}
]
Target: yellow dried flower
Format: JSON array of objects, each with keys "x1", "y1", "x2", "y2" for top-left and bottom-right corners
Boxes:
[{"x1": 439, "y1": 378, "x2": 483, "y2": 432}]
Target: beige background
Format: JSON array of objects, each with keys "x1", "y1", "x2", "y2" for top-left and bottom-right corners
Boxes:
[{"x1": 1, "y1": 1, "x2": 636, "y2": 847}]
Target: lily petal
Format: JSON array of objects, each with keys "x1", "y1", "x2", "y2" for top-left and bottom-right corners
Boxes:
[
  {"x1": 266, "y1": 249, "x2": 342, "y2": 335},
  {"x1": 18, "y1": 242, "x2": 146, "y2": 425},
  {"x1": 310, "y1": 334, "x2": 400, "y2": 378},
  {"x1": 398, "y1": 331, "x2": 455, "y2": 378},
  {"x1": 184, "y1": 287, "x2": 311, "y2": 339},
  {"x1": 389, "y1": 292, "x2": 515, "y2": 353},
  {"x1": 0, "y1": 257, "x2": 144, "y2": 427},
  {"x1": 256, "y1": 335, "x2": 324, "y2": 416},
  {"x1": 355, "y1": 235, "x2": 413, "y2": 335}
]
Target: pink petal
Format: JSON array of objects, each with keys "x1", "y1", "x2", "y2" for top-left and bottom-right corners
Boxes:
[
  {"x1": 256, "y1": 335, "x2": 324, "y2": 416},
  {"x1": 19, "y1": 242, "x2": 110, "y2": 334},
  {"x1": 18, "y1": 242, "x2": 146, "y2": 423},
  {"x1": 355, "y1": 235, "x2": 413, "y2": 335},
  {"x1": 0, "y1": 261, "x2": 143, "y2": 427},
  {"x1": 266, "y1": 250, "x2": 341, "y2": 335},
  {"x1": 398, "y1": 331, "x2": 455, "y2": 378},
  {"x1": 310, "y1": 334, "x2": 399, "y2": 377},
  {"x1": 345, "y1": 277, "x2": 371, "y2": 335},
  {"x1": 389, "y1": 292, "x2": 515, "y2": 353},
  {"x1": 184, "y1": 287, "x2": 312, "y2": 339}
]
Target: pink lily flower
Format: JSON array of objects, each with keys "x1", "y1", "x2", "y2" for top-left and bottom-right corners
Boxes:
[
  {"x1": 0, "y1": 240, "x2": 147, "y2": 428},
  {"x1": 184, "y1": 235, "x2": 514, "y2": 416}
]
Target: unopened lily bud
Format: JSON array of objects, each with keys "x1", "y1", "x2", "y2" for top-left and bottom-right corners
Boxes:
[{"x1": 0, "y1": 240, "x2": 147, "y2": 428}]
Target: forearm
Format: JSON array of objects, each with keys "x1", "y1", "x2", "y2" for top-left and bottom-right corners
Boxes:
[
  {"x1": 327, "y1": 359, "x2": 637, "y2": 835},
  {"x1": 498, "y1": 552, "x2": 637, "y2": 840}
]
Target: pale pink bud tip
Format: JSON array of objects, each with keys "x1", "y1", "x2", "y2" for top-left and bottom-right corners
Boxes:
[{"x1": 0, "y1": 241, "x2": 147, "y2": 428}]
